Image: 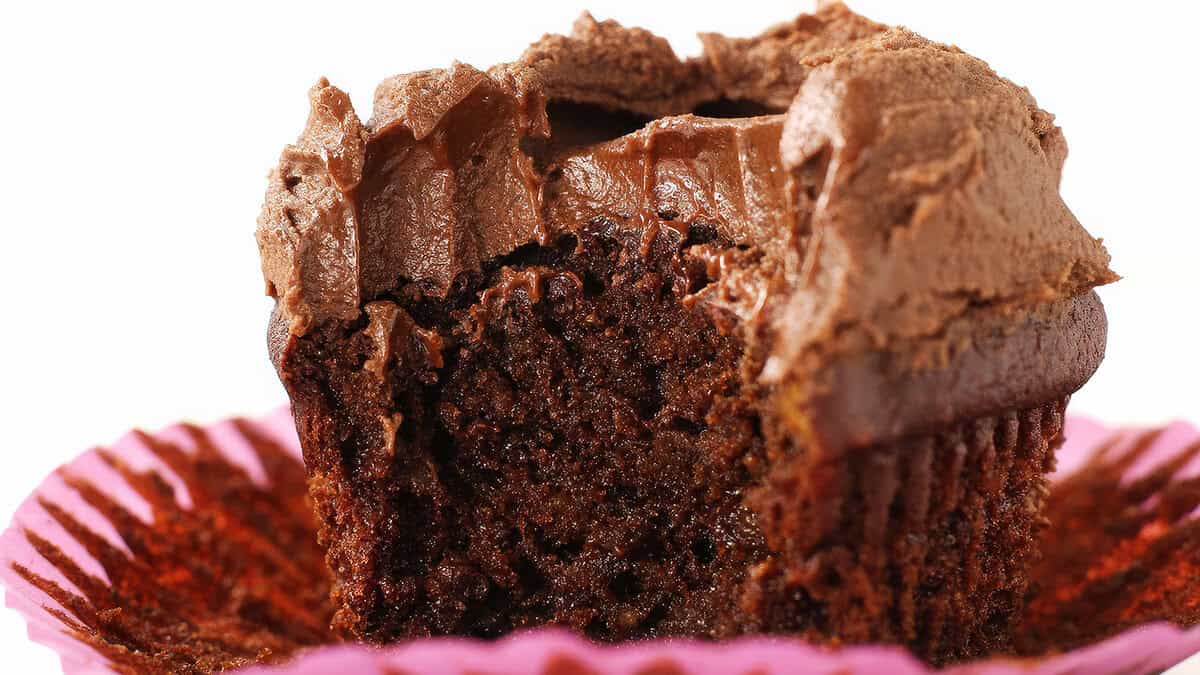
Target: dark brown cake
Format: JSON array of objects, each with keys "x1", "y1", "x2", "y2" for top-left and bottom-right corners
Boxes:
[{"x1": 256, "y1": 4, "x2": 1117, "y2": 663}]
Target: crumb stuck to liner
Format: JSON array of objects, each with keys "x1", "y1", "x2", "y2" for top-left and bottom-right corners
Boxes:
[
  {"x1": 0, "y1": 410, "x2": 334, "y2": 674},
  {"x1": 3, "y1": 410, "x2": 1200, "y2": 674}
]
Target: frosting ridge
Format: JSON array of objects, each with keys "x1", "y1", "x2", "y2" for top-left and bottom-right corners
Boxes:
[{"x1": 256, "y1": 4, "x2": 1115, "y2": 423}]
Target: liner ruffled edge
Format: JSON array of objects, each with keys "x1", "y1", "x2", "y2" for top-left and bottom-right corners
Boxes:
[
  {"x1": 235, "y1": 622, "x2": 1200, "y2": 675},
  {"x1": 0, "y1": 409, "x2": 301, "y2": 674}
]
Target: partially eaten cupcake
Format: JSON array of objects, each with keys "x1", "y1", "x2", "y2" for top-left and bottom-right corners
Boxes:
[{"x1": 256, "y1": 3, "x2": 1116, "y2": 663}]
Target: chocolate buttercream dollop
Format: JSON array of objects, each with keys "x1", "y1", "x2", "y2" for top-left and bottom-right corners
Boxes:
[
  {"x1": 258, "y1": 79, "x2": 366, "y2": 335},
  {"x1": 506, "y1": 12, "x2": 714, "y2": 118},
  {"x1": 762, "y1": 29, "x2": 1117, "y2": 446},
  {"x1": 257, "y1": 3, "x2": 1115, "y2": 448},
  {"x1": 698, "y1": 4, "x2": 888, "y2": 110},
  {"x1": 358, "y1": 62, "x2": 545, "y2": 298},
  {"x1": 773, "y1": 29, "x2": 1116, "y2": 360}
]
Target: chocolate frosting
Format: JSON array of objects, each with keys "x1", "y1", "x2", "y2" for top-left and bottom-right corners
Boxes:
[{"x1": 257, "y1": 3, "x2": 1116, "y2": 449}]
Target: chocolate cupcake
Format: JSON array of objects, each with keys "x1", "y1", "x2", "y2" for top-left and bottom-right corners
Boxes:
[{"x1": 256, "y1": 4, "x2": 1116, "y2": 663}]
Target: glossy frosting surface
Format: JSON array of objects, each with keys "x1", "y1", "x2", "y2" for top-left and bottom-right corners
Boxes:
[{"x1": 257, "y1": 3, "x2": 1116, "y2": 446}]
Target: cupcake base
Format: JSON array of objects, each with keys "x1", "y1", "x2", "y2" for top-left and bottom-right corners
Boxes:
[
  {"x1": 746, "y1": 400, "x2": 1063, "y2": 661},
  {"x1": 4, "y1": 407, "x2": 1200, "y2": 675}
]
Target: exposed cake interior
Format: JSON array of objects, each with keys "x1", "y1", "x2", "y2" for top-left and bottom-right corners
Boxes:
[
  {"x1": 293, "y1": 214, "x2": 776, "y2": 639},
  {"x1": 285, "y1": 224, "x2": 1075, "y2": 656}
]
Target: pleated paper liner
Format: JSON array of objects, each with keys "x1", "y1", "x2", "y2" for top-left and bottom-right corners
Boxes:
[{"x1": 3, "y1": 408, "x2": 1200, "y2": 674}]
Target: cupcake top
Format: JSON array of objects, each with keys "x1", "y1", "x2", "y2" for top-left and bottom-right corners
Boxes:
[{"x1": 257, "y1": 3, "x2": 1116, "y2": 449}]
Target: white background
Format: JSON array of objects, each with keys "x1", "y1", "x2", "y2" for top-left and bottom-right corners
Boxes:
[{"x1": 2, "y1": 1, "x2": 1198, "y2": 672}]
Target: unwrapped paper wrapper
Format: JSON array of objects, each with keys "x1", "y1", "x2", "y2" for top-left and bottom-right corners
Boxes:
[{"x1": 4, "y1": 408, "x2": 1200, "y2": 674}]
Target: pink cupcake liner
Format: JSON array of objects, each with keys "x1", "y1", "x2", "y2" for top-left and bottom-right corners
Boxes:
[
  {"x1": 232, "y1": 623, "x2": 1200, "y2": 675},
  {"x1": 3, "y1": 408, "x2": 1200, "y2": 674}
]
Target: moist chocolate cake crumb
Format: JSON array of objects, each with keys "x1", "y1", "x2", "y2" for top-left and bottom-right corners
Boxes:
[
  {"x1": 258, "y1": 2, "x2": 1116, "y2": 663},
  {"x1": 297, "y1": 224, "x2": 771, "y2": 641}
]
